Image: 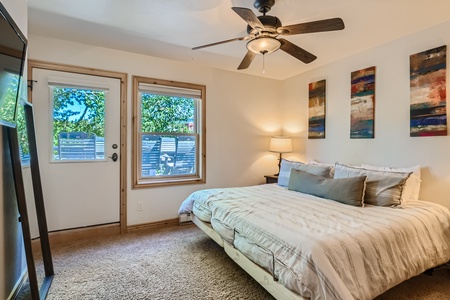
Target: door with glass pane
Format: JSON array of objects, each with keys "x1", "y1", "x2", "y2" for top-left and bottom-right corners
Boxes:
[{"x1": 31, "y1": 68, "x2": 121, "y2": 231}]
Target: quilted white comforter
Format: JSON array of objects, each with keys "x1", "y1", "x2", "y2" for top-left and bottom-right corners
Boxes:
[{"x1": 179, "y1": 184, "x2": 450, "y2": 300}]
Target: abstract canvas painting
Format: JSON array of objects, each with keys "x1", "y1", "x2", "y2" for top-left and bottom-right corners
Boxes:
[
  {"x1": 350, "y1": 66, "x2": 376, "y2": 138},
  {"x1": 308, "y1": 79, "x2": 326, "y2": 139},
  {"x1": 410, "y1": 45, "x2": 447, "y2": 137}
]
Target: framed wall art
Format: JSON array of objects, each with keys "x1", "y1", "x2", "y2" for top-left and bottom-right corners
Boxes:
[
  {"x1": 350, "y1": 66, "x2": 376, "y2": 139},
  {"x1": 308, "y1": 79, "x2": 326, "y2": 139},
  {"x1": 410, "y1": 45, "x2": 447, "y2": 137}
]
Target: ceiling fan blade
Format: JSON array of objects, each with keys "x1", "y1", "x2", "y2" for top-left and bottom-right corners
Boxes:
[
  {"x1": 192, "y1": 36, "x2": 248, "y2": 50},
  {"x1": 237, "y1": 50, "x2": 257, "y2": 70},
  {"x1": 279, "y1": 38, "x2": 317, "y2": 64},
  {"x1": 232, "y1": 7, "x2": 265, "y2": 29},
  {"x1": 278, "y1": 18, "x2": 345, "y2": 35}
]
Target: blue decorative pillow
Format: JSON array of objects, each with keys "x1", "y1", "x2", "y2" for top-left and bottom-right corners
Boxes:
[{"x1": 288, "y1": 169, "x2": 367, "y2": 207}]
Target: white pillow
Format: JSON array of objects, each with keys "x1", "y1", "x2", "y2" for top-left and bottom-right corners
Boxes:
[
  {"x1": 307, "y1": 158, "x2": 334, "y2": 167},
  {"x1": 278, "y1": 159, "x2": 333, "y2": 187},
  {"x1": 361, "y1": 164, "x2": 421, "y2": 202},
  {"x1": 307, "y1": 159, "x2": 335, "y2": 177},
  {"x1": 334, "y1": 163, "x2": 411, "y2": 207},
  {"x1": 278, "y1": 159, "x2": 305, "y2": 187}
]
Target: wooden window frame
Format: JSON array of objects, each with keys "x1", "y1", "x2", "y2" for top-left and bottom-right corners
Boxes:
[{"x1": 132, "y1": 76, "x2": 206, "y2": 188}]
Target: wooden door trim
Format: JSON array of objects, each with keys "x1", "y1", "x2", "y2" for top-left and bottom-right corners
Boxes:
[{"x1": 27, "y1": 59, "x2": 128, "y2": 233}]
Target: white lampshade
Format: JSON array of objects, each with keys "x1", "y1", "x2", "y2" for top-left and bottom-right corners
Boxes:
[
  {"x1": 247, "y1": 37, "x2": 281, "y2": 54},
  {"x1": 269, "y1": 136, "x2": 292, "y2": 153}
]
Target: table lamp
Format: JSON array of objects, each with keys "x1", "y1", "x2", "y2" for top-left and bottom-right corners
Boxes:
[{"x1": 269, "y1": 136, "x2": 292, "y2": 176}]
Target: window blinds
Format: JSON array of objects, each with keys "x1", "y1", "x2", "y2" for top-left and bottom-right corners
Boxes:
[
  {"x1": 48, "y1": 76, "x2": 111, "y2": 91},
  {"x1": 138, "y1": 83, "x2": 201, "y2": 99}
]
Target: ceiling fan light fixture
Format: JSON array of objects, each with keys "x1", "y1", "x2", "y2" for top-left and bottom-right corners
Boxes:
[
  {"x1": 192, "y1": 2, "x2": 345, "y2": 71},
  {"x1": 246, "y1": 37, "x2": 281, "y2": 55}
]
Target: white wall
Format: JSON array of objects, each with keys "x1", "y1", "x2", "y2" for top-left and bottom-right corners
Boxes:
[
  {"x1": 282, "y1": 20, "x2": 450, "y2": 210},
  {"x1": 28, "y1": 35, "x2": 285, "y2": 226},
  {"x1": 1, "y1": 0, "x2": 27, "y2": 32}
]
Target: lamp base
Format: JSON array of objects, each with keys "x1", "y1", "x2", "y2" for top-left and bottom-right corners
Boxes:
[{"x1": 275, "y1": 153, "x2": 282, "y2": 176}]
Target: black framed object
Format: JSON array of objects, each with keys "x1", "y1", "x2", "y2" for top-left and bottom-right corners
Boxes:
[
  {"x1": 7, "y1": 101, "x2": 54, "y2": 299},
  {"x1": 25, "y1": 101, "x2": 54, "y2": 298},
  {"x1": 0, "y1": 2, "x2": 28, "y2": 127}
]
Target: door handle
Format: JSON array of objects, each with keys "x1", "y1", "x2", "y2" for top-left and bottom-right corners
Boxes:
[{"x1": 108, "y1": 153, "x2": 118, "y2": 162}]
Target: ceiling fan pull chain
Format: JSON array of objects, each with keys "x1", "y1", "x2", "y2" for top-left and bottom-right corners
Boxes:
[{"x1": 262, "y1": 54, "x2": 265, "y2": 73}]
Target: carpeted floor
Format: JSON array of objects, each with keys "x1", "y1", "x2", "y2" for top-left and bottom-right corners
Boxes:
[{"x1": 18, "y1": 224, "x2": 450, "y2": 300}]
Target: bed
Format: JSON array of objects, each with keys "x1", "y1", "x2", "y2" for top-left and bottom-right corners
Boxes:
[{"x1": 178, "y1": 161, "x2": 450, "y2": 300}]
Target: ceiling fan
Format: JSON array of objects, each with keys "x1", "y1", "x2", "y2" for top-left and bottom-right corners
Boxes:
[{"x1": 192, "y1": 0, "x2": 345, "y2": 70}]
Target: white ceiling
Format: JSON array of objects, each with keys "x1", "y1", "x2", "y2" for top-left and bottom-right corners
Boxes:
[{"x1": 27, "y1": 0, "x2": 450, "y2": 80}]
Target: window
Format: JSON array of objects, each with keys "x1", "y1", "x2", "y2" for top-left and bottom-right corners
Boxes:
[
  {"x1": 132, "y1": 76, "x2": 206, "y2": 187},
  {"x1": 50, "y1": 85, "x2": 106, "y2": 161}
]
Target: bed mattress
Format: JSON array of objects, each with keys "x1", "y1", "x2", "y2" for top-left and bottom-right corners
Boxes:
[{"x1": 179, "y1": 184, "x2": 450, "y2": 300}]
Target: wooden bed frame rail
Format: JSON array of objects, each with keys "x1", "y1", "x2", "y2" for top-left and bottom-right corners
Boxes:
[{"x1": 192, "y1": 214, "x2": 305, "y2": 300}]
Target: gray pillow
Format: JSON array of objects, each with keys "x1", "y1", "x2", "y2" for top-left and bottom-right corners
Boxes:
[
  {"x1": 333, "y1": 163, "x2": 411, "y2": 207},
  {"x1": 278, "y1": 159, "x2": 333, "y2": 187},
  {"x1": 288, "y1": 169, "x2": 367, "y2": 207}
]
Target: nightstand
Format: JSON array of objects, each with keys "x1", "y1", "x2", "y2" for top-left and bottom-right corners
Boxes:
[{"x1": 264, "y1": 175, "x2": 278, "y2": 184}]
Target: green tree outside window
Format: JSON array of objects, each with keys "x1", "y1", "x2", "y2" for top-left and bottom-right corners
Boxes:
[
  {"x1": 52, "y1": 87, "x2": 106, "y2": 146},
  {"x1": 141, "y1": 94, "x2": 194, "y2": 133}
]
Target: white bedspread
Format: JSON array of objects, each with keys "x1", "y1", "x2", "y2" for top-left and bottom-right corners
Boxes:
[{"x1": 179, "y1": 184, "x2": 450, "y2": 300}]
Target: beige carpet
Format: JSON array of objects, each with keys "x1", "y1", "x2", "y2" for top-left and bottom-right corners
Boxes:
[{"x1": 18, "y1": 224, "x2": 450, "y2": 299}]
